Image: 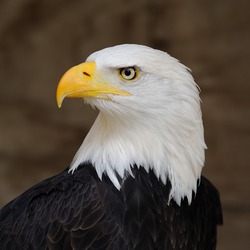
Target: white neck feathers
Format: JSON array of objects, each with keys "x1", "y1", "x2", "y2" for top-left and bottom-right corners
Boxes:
[{"x1": 69, "y1": 106, "x2": 206, "y2": 205}]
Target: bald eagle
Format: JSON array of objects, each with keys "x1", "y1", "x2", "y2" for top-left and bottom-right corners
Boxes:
[{"x1": 0, "y1": 44, "x2": 222, "y2": 249}]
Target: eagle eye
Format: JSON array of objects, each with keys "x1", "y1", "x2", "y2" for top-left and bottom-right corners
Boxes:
[{"x1": 119, "y1": 67, "x2": 138, "y2": 81}]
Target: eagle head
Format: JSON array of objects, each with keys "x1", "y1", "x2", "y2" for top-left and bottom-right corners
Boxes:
[{"x1": 56, "y1": 44, "x2": 206, "y2": 205}]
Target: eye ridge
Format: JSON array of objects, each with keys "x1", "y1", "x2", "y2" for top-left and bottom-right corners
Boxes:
[{"x1": 120, "y1": 67, "x2": 137, "y2": 80}]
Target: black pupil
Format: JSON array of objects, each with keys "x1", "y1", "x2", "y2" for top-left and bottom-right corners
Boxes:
[{"x1": 124, "y1": 68, "x2": 132, "y2": 76}]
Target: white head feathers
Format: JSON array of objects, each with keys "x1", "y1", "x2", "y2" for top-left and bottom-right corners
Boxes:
[{"x1": 69, "y1": 44, "x2": 207, "y2": 205}]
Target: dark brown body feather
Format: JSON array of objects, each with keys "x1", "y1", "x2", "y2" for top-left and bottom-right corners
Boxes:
[{"x1": 0, "y1": 163, "x2": 222, "y2": 249}]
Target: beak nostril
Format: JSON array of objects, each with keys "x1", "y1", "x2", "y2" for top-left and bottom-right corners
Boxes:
[{"x1": 83, "y1": 72, "x2": 91, "y2": 77}]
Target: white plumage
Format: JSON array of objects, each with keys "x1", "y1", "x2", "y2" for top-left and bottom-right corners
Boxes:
[{"x1": 69, "y1": 44, "x2": 206, "y2": 205}]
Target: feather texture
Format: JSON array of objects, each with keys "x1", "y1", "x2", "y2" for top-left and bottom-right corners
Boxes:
[
  {"x1": 0, "y1": 44, "x2": 222, "y2": 249},
  {"x1": 69, "y1": 44, "x2": 206, "y2": 204},
  {"x1": 0, "y1": 163, "x2": 222, "y2": 249}
]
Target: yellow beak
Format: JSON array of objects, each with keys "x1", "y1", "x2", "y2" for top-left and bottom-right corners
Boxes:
[{"x1": 56, "y1": 61, "x2": 130, "y2": 108}]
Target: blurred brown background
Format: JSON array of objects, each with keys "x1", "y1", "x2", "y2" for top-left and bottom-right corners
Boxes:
[{"x1": 0, "y1": 0, "x2": 249, "y2": 249}]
